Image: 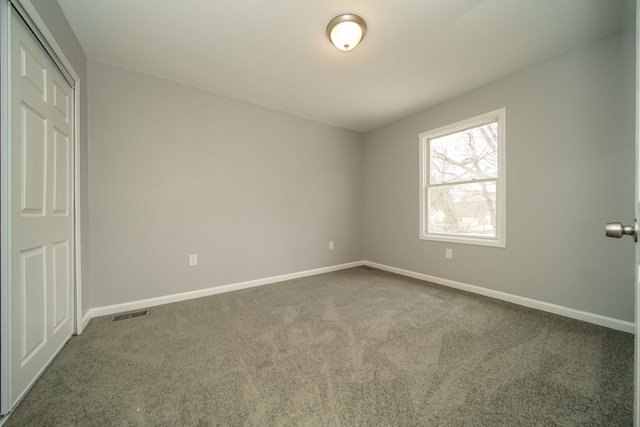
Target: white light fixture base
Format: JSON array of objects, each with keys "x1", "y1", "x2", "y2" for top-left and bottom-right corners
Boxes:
[{"x1": 326, "y1": 14, "x2": 367, "y2": 52}]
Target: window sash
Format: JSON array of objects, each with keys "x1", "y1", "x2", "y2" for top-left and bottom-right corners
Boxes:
[
  {"x1": 418, "y1": 108, "x2": 506, "y2": 248},
  {"x1": 427, "y1": 120, "x2": 499, "y2": 186},
  {"x1": 426, "y1": 180, "x2": 499, "y2": 239},
  {"x1": 428, "y1": 176, "x2": 497, "y2": 188}
]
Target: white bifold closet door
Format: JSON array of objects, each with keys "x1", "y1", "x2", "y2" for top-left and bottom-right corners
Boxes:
[{"x1": 9, "y1": 8, "x2": 74, "y2": 407}]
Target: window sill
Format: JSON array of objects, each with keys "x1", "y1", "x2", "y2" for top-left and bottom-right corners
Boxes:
[{"x1": 421, "y1": 234, "x2": 506, "y2": 248}]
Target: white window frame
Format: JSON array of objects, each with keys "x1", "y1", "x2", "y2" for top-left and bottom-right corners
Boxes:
[{"x1": 419, "y1": 108, "x2": 506, "y2": 248}]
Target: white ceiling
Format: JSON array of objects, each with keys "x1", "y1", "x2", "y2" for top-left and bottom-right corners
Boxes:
[{"x1": 57, "y1": 0, "x2": 628, "y2": 133}]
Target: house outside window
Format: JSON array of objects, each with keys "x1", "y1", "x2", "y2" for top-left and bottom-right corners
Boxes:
[{"x1": 419, "y1": 108, "x2": 506, "y2": 248}]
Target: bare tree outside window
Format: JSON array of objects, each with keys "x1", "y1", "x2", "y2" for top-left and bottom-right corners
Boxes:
[
  {"x1": 419, "y1": 108, "x2": 505, "y2": 247},
  {"x1": 428, "y1": 122, "x2": 498, "y2": 237}
]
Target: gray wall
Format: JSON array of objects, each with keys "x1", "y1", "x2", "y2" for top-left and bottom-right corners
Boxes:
[
  {"x1": 27, "y1": 0, "x2": 637, "y2": 324},
  {"x1": 363, "y1": 30, "x2": 636, "y2": 322},
  {"x1": 88, "y1": 60, "x2": 363, "y2": 307},
  {"x1": 29, "y1": 0, "x2": 91, "y2": 316}
]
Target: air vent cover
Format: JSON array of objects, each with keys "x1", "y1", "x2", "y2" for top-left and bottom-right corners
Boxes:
[{"x1": 112, "y1": 310, "x2": 148, "y2": 322}]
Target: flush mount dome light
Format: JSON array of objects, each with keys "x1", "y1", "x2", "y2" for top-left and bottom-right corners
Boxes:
[{"x1": 326, "y1": 14, "x2": 367, "y2": 51}]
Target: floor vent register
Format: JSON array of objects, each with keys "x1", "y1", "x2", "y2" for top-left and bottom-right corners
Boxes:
[{"x1": 112, "y1": 310, "x2": 149, "y2": 322}]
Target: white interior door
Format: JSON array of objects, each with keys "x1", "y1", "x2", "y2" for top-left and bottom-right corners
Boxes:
[{"x1": 9, "y1": 9, "x2": 74, "y2": 407}]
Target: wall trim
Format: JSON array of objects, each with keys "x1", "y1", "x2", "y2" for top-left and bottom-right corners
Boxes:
[
  {"x1": 80, "y1": 311, "x2": 92, "y2": 333},
  {"x1": 85, "y1": 261, "x2": 364, "y2": 321},
  {"x1": 82, "y1": 259, "x2": 634, "y2": 335},
  {"x1": 364, "y1": 261, "x2": 635, "y2": 334}
]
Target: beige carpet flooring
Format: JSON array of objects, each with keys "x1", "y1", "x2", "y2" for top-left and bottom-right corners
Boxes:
[{"x1": 3, "y1": 267, "x2": 634, "y2": 426}]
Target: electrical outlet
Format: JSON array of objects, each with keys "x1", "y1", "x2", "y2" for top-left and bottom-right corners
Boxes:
[
  {"x1": 445, "y1": 248, "x2": 453, "y2": 259},
  {"x1": 188, "y1": 254, "x2": 198, "y2": 266},
  {"x1": 329, "y1": 241, "x2": 334, "y2": 250}
]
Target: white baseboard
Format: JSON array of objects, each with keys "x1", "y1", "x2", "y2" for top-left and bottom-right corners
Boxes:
[
  {"x1": 79, "y1": 311, "x2": 92, "y2": 333},
  {"x1": 364, "y1": 261, "x2": 635, "y2": 334},
  {"x1": 82, "y1": 259, "x2": 634, "y2": 335},
  {"x1": 84, "y1": 261, "x2": 364, "y2": 322}
]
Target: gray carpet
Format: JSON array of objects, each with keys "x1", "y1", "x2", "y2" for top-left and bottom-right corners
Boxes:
[{"x1": 4, "y1": 267, "x2": 634, "y2": 426}]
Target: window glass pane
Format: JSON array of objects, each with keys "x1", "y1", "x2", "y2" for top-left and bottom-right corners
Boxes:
[
  {"x1": 429, "y1": 122, "x2": 498, "y2": 185},
  {"x1": 428, "y1": 182, "x2": 497, "y2": 237}
]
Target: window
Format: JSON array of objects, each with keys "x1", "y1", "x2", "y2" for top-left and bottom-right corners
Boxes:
[{"x1": 419, "y1": 108, "x2": 506, "y2": 248}]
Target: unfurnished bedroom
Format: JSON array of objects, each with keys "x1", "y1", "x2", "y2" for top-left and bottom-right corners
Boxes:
[{"x1": 0, "y1": 0, "x2": 636, "y2": 425}]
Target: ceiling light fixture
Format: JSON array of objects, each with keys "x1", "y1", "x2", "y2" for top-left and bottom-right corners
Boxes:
[{"x1": 326, "y1": 14, "x2": 367, "y2": 52}]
